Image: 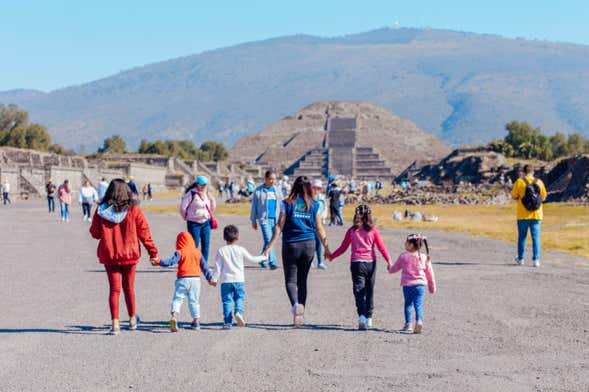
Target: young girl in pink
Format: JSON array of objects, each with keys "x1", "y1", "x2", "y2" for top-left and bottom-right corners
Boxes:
[
  {"x1": 329, "y1": 205, "x2": 392, "y2": 330},
  {"x1": 388, "y1": 234, "x2": 436, "y2": 334}
]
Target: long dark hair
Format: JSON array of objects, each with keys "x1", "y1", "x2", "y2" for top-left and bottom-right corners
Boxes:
[
  {"x1": 102, "y1": 178, "x2": 136, "y2": 212},
  {"x1": 285, "y1": 176, "x2": 313, "y2": 209},
  {"x1": 353, "y1": 204, "x2": 374, "y2": 231},
  {"x1": 406, "y1": 233, "x2": 430, "y2": 260}
]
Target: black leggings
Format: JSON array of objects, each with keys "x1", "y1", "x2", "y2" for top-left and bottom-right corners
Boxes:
[
  {"x1": 282, "y1": 240, "x2": 315, "y2": 306},
  {"x1": 351, "y1": 261, "x2": 377, "y2": 318},
  {"x1": 82, "y1": 202, "x2": 91, "y2": 217}
]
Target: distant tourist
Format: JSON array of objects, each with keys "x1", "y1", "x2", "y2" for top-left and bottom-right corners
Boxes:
[
  {"x1": 180, "y1": 175, "x2": 216, "y2": 262},
  {"x1": 211, "y1": 225, "x2": 267, "y2": 329},
  {"x1": 147, "y1": 182, "x2": 153, "y2": 201},
  {"x1": 250, "y1": 170, "x2": 283, "y2": 269},
  {"x1": 511, "y1": 164, "x2": 547, "y2": 267},
  {"x1": 57, "y1": 180, "x2": 72, "y2": 222},
  {"x1": 79, "y1": 180, "x2": 99, "y2": 222},
  {"x1": 388, "y1": 234, "x2": 436, "y2": 334},
  {"x1": 279, "y1": 175, "x2": 291, "y2": 197},
  {"x1": 375, "y1": 179, "x2": 383, "y2": 196},
  {"x1": 46, "y1": 179, "x2": 57, "y2": 213},
  {"x1": 97, "y1": 177, "x2": 109, "y2": 201},
  {"x1": 246, "y1": 177, "x2": 255, "y2": 196},
  {"x1": 90, "y1": 178, "x2": 159, "y2": 335},
  {"x1": 328, "y1": 205, "x2": 392, "y2": 330},
  {"x1": 328, "y1": 183, "x2": 344, "y2": 226},
  {"x1": 151, "y1": 231, "x2": 214, "y2": 332},
  {"x1": 126, "y1": 177, "x2": 139, "y2": 199},
  {"x1": 311, "y1": 179, "x2": 328, "y2": 270},
  {"x1": 263, "y1": 176, "x2": 330, "y2": 327},
  {"x1": 142, "y1": 184, "x2": 149, "y2": 201},
  {"x1": 2, "y1": 179, "x2": 11, "y2": 205}
]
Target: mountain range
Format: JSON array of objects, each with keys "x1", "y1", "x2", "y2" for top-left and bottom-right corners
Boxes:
[{"x1": 1, "y1": 27, "x2": 588, "y2": 150}]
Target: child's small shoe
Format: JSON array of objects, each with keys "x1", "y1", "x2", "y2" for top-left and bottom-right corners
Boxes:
[
  {"x1": 400, "y1": 323, "x2": 413, "y2": 334},
  {"x1": 366, "y1": 318, "x2": 373, "y2": 328},
  {"x1": 235, "y1": 313, "x2": 246, "y2": 327},
  {"x1": 190, "y1": 320, "x2": 201, "y2": 330},
  {"x1": 317, "y1": 263, "x2": 327, "y2": 270},
  {"x1": 223, "y1": 323, "x2": 232, "y2": 330},
  {"x1": 259, "y1": 261, "x2": 268, "y2": 269},
  {"x1": 414, "y1": 322, "x2": 423, "y2": 334},
  {"x1": 169, "y1": 318, "x2": 178, "y2": 332}
]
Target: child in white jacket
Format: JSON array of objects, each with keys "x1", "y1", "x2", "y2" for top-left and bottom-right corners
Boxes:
[{"x1": 211, "y1": 225, "x2": 267, "y2": 329}]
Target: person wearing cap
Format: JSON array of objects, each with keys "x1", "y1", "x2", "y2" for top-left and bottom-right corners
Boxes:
[
  {"x1": 311, "y1": 179, "x2": 328, "y2": 270},
  {"x1": 250, "y1": 170, "x2": 283, "y2": 269},
  {"x1": 180, "y1": 175, "x2": 216, "y2": 262},
  {"x1": 127, "y1": 177, "x2": 139, "y2": 198}
]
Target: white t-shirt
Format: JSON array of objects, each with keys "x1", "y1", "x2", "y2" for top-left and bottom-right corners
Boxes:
[{"x1": 212, "y1": 244, "x2": 267, "y2": 284}]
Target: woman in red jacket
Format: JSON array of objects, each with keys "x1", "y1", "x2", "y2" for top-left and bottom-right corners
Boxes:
[{"x1": 90, "y1": 179, "x2": 159, "y2": 335}]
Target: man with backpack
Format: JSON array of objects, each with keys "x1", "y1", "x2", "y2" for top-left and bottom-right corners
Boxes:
[{"x1": 511, "y1": 164, "x2": 547, "y2": 267}]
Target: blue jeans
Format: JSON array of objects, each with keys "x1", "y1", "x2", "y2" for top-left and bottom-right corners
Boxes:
[
  {"x1": 315, "y1": 233, "x2": 324, "y2": 265},
  {"x1": 517, "y1": 219, "x2": 541, "y2": 261},
  {"x1": 187, "y1": 220, "x2": 211, "y2": 262},
  {"x1": 47, "y1": 196, "x2": 55, "y2": 212},
  {"x1": 403, "y1": 285, "x2": 425, "y2": 323},
  {"x1": 221, "y1": 282, "x2": 245, "y2": 324},
  {"x1": 60, "y1": 202, "x2": 69, "y2": 220},
  {"x1": 260, "y1": 218, "x2": 277, "y2": 267},
  {"x1": 170, "y1": 277, "x2": 201, "y2": 318}
]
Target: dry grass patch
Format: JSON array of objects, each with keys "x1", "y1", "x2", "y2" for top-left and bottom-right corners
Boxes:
[{"x1": 143, "y1": 201, "x2": 588, "y2": 258}]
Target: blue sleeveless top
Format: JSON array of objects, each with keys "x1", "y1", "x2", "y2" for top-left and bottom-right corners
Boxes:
[{"x1": 281, "y1": 197, "x2": 319, "y2": 243}]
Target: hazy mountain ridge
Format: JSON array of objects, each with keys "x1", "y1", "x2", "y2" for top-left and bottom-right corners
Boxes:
[{"x1": 1, "y1": 27, "x2": 588, "y2": 150}]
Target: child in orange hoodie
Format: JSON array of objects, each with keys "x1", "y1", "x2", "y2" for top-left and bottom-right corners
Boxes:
[{"x1": 152, "y1": 232, "x2": 215, "y2": 331}]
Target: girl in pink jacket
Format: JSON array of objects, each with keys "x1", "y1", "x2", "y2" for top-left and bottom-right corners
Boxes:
[
  {"x1": 389, "y1": 234, "x2": 436, "y2": 334},
  {"x1": 329, "y1": 205, "x2": 392, "y2": 330}
]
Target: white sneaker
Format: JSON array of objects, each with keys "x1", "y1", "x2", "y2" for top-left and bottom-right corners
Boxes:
[
  {"x1": 235, "y1": 313, "x2": 246, "y2": 327},
  {"x1": 61, "y1": 217, "x2": 65, "y2": 222},
  {"x1": 293, "y1": 304, "x2": 305, "y2": 328},
  {"x1": 366, "y1": 318, "x2": 373, "y2": 328},
  {"x1": 358, "y1": 315, "x2": 367, "y2": 330},
  {"x1": 514, "y1": 257, "x2": 524, "y2": 266},
  {"x1": 533, "y1": 260, "x2": 540, "y2": 268}
]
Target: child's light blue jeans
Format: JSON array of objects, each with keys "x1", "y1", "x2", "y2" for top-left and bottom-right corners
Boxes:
[
  {"x1": 403, "y1": 285, "x2": 425, "y2": 323},
  {"x1": 221, "y1": 282, "x2": 245, "y2": 324},
  {"x1": 170, "y1": 277, "x2": 201, "y2": 318}
]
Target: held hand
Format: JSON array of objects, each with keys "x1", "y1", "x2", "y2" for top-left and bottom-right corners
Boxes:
[
  {"x1": 251, "y1": 222, "x2": 258, "y2": 230},
  {"x1": 150, "y1": 257, "x2": 160, "y2": 266},
  {"x1": 208, "y1": 280, "x2": 217, "y2": 287}
]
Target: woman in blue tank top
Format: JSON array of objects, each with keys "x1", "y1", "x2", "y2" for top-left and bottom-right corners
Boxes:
[{"x1": 264, "y1": 176, "x2": 330, "y2": 327}]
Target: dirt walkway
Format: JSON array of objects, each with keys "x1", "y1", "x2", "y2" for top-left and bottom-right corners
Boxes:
[{"x1": 1, "y1": 202, "x2": 587, "y2": 391}]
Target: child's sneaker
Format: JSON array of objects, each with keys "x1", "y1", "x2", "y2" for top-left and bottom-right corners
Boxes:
[
  {"x1": 358, "y1": 315, "x2": 368, "y2": 330},
  {"x1": 533, "y1": 260, "x2": 540, "y2": 268},
  {"x1": 400, "y1": 323, "x2": 413, "y2": 334},
  {"x1": 169, "y1": 318, "x2": 178, "y2": 332},
  {"x1": 259, "y1": 261, "x2": 268, "y2": 269},
  {"x1": 366, "y1": 318, "x2": 373, "y2": 328},
  {"x1": 235, "y1": 313, "x2": 246, "y2": 327},
  {"x1": 223, "y1": 323, "x2": 232, "y2": 330},
  {"x1": 293, "y1": 303, "x2": 305, "y2": 328},
  {"x1": 190, "y1": 320, "x2": 201, "y2": 330},
  {"x1": 514, "y1": 256, "x2": 524, "y2": 266},
  {"x1": 414, "y1": 322, "x2": 423, "y2": 334},
  {"x1": 317, "y1": 263, "x2": 327, "y2": 270}
]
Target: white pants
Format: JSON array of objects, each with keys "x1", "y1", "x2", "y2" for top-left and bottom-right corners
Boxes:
[{"x1": 170, "y1": 277, "x2": 201, "y2": 318}]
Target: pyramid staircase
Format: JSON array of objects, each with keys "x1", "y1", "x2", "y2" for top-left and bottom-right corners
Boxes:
[
  {"x1": 352, "y1": 147, "x2": 394, "y2": 180},
  {"x1": 286, "y1": 148, "x2": 328, "y2": 179}
]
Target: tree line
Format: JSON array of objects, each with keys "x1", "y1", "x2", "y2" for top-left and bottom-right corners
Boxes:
[
  {"x1": 488, "y1": 121, "x2": 589, "y2": 161},
  {"x1": 1, "y1": 104, "x2": 227, "y2": 161}
]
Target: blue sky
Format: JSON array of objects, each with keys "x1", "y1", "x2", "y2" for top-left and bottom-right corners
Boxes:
[{"x1": 2, "y1": 0, "x2": 588, "y2": 91}]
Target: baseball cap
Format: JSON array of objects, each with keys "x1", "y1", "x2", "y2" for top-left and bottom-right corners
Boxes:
[
  {"x1": 196, "y1": 175, "x2": 209, "y2": 186},
  {"x1": 311, "y1": 179, "x2": 323, "y2": 188}
]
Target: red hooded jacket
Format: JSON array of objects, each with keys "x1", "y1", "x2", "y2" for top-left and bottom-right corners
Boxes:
[{"x1": 90, "y1": 205, "x2": 158, "y2": 265}]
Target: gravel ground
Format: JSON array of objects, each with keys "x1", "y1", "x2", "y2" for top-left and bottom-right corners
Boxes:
[{"x1": 1, "y1": 201, "x2": 588, "y2": 392}]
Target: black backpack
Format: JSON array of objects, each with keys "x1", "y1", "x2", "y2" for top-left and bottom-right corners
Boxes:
[{"x1": 521, "y1": 178, "x2": 542, "y2": 212}]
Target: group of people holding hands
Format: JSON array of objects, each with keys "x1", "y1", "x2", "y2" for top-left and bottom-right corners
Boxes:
[{"x1": 89, "y1": 172, "x2": 436, "y2": 335}]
